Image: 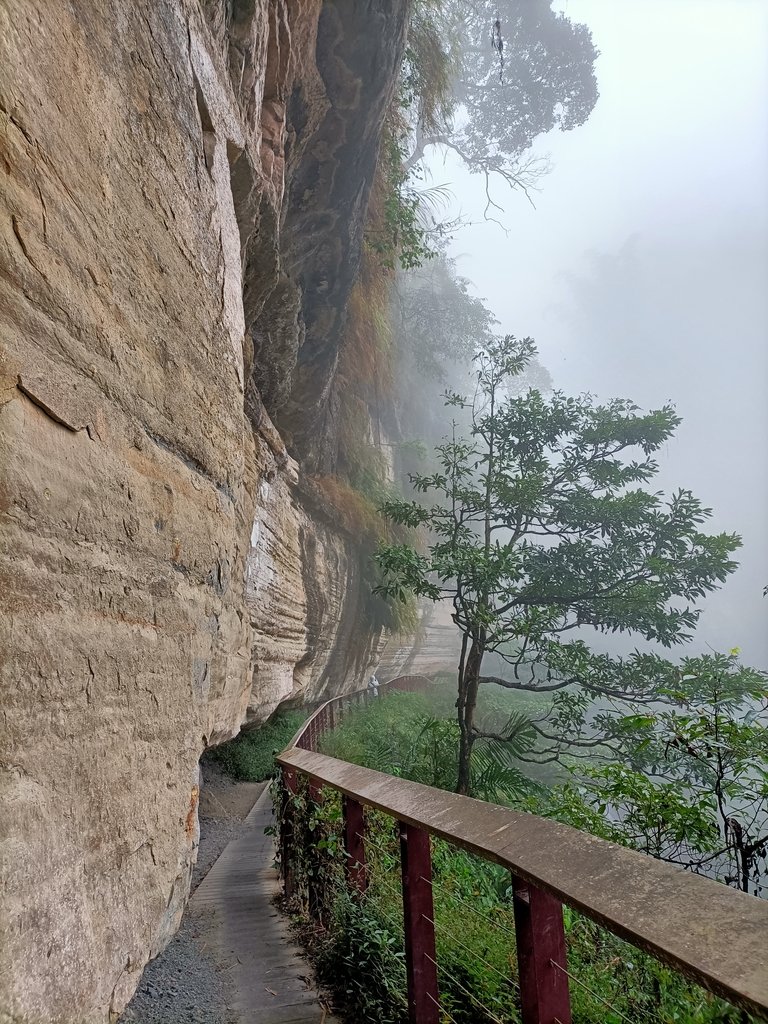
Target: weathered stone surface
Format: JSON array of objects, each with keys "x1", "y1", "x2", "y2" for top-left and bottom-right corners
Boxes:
[
  {"x1": 252, "y1": 0, "x2": 411, "y2": 459},
  {"x1": 245, "y1": 473, "x2": 383, "y2": 721},
  {"x1": 0, "y1": 2, "x2": 409, "y2": 1021}
]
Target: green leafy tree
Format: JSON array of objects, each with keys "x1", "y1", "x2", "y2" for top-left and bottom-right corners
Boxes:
[
  {"x1": 405, "y1": 0, "x2": 599, "y2": 212},
  {"x1": 453, "y1": 1, "x2": 599, "y2": 154},
  {"x1": 375, "y1": 336, "x2": 740, "y2": 794},
  {"x1": 575, "y1": 653, "x2": 768, "y2": 895}
]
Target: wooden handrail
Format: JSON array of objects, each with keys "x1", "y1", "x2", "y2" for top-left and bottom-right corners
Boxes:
[
  {"x1": 276, "y1": 675, "x2": 768, "y2": 1019},
  {"x1": 277, "y1": 679, "x2": 768, "y2": 1019}
]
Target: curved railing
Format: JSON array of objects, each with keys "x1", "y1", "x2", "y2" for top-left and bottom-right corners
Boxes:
[
  {"x1": 277, "y1": 677, "x2": 768, "y2": 1023},
  {"x1": 287, "y1": 674, "x2": 433, "y2": 752}
]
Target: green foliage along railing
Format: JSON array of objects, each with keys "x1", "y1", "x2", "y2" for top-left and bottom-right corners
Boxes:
[{"x1": 275, "y1": 681, "x2": 768, "y2": 1024}]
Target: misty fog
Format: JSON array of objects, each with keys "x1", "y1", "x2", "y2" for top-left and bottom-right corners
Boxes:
[{"x1": 423, "y1": 0, "x2": 768, "y2": 665}]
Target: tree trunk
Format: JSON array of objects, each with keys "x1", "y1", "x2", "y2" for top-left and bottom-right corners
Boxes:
[{"x1": 456, "y1": 638, "x2": 484, "y2": 795}]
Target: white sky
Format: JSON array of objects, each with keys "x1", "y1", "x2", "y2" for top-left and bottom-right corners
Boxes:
[{"x1": 426, "y1": 0, "x2": 768, "y2": 664}]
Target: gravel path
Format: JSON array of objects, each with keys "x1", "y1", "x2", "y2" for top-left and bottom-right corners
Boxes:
[
  {"x1": 120, "y1": 770, "x2": 268, "y2": 1023},
  {"x1": 119, "y1": 905, "x2": 237, "y2": 1024}
]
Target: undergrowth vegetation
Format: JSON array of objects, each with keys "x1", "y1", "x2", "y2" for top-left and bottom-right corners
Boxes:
[
  {"x1": 320, "y1": 688, "x2": 544, "y2": 800},
  {"x1": 204, "y1": 708, "x2": 305, "y2": 782}
]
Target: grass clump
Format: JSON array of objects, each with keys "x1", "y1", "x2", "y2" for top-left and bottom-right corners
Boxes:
[
  {"x1": 206, "y1": 708, "x2": 305, "y2": 782},
  {"x1": 315, "y1": 886, "x2": 408, "y2": 1024},
  {"x1": 306, "y1": 474, "x2": 386, "y2": 544}
]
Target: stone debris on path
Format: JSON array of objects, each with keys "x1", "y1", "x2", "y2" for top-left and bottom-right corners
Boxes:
[{"x1": 119, "y1": 907, "x2": 237, "y2": 1024}]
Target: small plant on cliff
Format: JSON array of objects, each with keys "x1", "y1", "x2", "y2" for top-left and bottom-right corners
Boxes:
[
  {"x1": 374, "y1": 335, "x2": 740, "y2": 794},
  {"x1": 367, "y1": 115, "x2": 440, "y2": 272}
]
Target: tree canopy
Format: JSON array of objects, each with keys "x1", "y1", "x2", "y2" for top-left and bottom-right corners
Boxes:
[
  {"x1": 452, "y1": 1, "x2": 599, "y2": 156},
  {"x1": 375, "y1": 336, "x2": 741, "y2": 793},
  {"x1": 405, "y1": 0, "x2": 600, "y2": 206},
  {"x1": 395, "y1": 253, "x2": 496, "y2": 378},
  {"x1": 575, "y1": 653, "x2": 768, "y2": 895}
]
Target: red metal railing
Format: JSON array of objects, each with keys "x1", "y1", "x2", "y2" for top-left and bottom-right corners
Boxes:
[{"x1": 277, "y1": 677, "x2": 768, "y2": 1023}]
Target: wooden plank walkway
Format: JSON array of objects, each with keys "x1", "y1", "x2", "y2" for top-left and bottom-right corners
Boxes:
[{"x1": 192, "y1": 787, "x2": 336, "y2": 1024}]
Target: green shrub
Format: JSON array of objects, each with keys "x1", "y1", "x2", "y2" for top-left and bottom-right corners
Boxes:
[
  {"x1": 315, "y1": 888, "x2": 408, "y2": 1024},
  {"x1": 205, "y1": 708, "x2": 305, "y2": 782}
]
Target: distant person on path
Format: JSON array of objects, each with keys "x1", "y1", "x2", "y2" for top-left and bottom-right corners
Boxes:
[{"x1": 368, "y1": 672, "x2": 379, "y2": 698}]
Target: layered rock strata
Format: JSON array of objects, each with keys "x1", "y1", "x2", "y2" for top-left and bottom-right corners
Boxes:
[{"x1": 0, "y1": 1, "x2": 408, "y2": 1020}]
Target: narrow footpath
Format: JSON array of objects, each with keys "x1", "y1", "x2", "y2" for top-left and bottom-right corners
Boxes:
[
  {"x1": 122, "y1": 780, "x2": 334, "y2": 1024},
  {"x1": 194, "y1": 788, "x2": 334, "y2": 1023}
]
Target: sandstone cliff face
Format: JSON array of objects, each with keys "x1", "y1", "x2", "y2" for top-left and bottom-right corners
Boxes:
[
  {"x1": 0, "y1": 2, "x2": 409, "y2": 1020},
  {"x1": 245, "y1": 474, "x2": 386, "y2": 722}
]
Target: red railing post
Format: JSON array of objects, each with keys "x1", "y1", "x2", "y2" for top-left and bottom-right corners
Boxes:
[
  {"x1": 399, "y1": 823, "x2": 440, "y2": 1024},
  {"x1": 512, "y1": 875, "x2": 572, "y2": 1024},
  {"x1": 342, "y1": 796, "x2": 367, "y2": 893},
  {"x1": 280, "y1": 767, "x2": 299, "y2": 898},
  {"x1": 328, "y1": 702, "x2": 335, "y2": 730}
]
